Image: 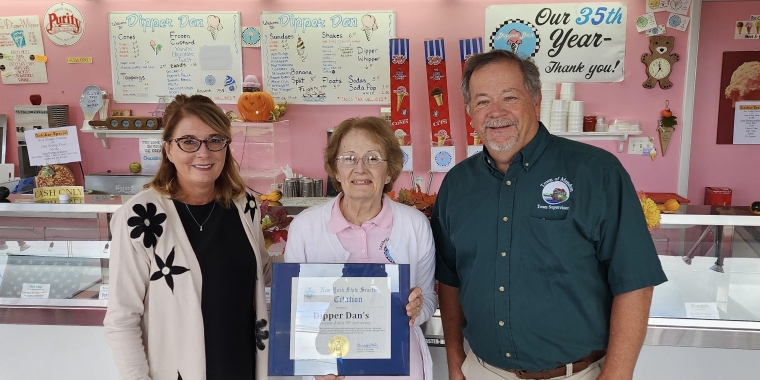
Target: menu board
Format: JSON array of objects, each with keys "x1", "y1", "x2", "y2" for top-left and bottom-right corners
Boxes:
[
  {"x1": 0, "y1": 15, "x2": 48, "y2": 84},
  {"x1": 108, "y1": 12, "x2": 243, "y2": 104},
  {"x1": 260, "y1": 11, "x2": 395, "y2": 105}
]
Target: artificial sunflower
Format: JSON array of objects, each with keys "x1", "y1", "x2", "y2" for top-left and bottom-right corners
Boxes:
[{"x1": 637, "y1": 191, "x2": 661, "y2": 231}]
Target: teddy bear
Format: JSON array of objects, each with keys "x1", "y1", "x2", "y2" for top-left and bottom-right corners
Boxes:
[{"x1": 641, "y1": 35, "x2": 679, "y2": 89}]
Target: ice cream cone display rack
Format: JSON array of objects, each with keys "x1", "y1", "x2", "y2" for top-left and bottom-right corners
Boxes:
[
  {"x1": 425, "y1": 38, "x2": 452, "y2": 147},
  {"x1": 390, "y1": 38, "x2": 411, "y2": 147},
  {"x1": 389, "y1": 38, "x2": 413, "y2": 172},
  {"x1": 425, "y1": 38, "x2": 455, "y2": 172},
  {"x1": 459, "y1": 37, "x2": 483, "y2": 147}
]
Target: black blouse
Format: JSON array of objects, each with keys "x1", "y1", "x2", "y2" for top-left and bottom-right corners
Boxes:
[{"x1": 174, "y1": 199, "x2": 257, "y2": 380}]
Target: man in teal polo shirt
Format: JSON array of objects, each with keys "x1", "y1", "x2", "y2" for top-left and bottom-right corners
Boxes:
[{"x1": 432, "y1": 49, "x2": 667, "y2": 380}]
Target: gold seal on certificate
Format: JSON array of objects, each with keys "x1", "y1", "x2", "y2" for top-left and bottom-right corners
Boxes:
[{"x1": 328, "y1": 335, "x2": 350, "y2": 358}]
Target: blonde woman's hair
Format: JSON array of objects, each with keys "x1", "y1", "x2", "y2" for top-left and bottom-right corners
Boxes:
[{"x1": 145, "y1": 94, "x2": 247, "y2": 206}]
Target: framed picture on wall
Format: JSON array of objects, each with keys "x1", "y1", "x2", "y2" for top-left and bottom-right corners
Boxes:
[{"x1": 716, "y1": 51, "x2": 760, "y2": 144}]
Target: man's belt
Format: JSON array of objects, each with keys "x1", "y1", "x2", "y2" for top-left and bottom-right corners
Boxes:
[{"x1": 506, "y1": 350, "x2": 606, "y2": 380}]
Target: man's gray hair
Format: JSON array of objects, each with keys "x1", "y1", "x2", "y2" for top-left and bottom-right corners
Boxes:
[{"x1": 460, "y1": 50, "x2": 542, "y2": 113}]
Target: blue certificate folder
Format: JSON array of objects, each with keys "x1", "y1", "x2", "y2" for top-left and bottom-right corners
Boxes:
[{"x1": 268, "y1": 263, "x2": 411, "y2": 376}]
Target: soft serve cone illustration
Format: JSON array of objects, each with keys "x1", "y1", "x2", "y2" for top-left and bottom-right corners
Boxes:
[
  {"x1": 436, "y1": 130, "x2": 449, "y2": 146},
  {"x1": 394, "y1": 86, "x2": 408, "y2": 111},
  {"x1": 207, "y1": 15, "x2": 223, "y2": 40},
  {"x1": 361, "y1": 15, "x2": 378, "y2": 41},
  {"x1": 395, "y1": 129, "x2": 407, "y2": 146},
  {"x1": 296, "y1": 36, "x2": 305, "y2": 57}
]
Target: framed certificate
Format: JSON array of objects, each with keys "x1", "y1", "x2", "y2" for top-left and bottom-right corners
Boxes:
[{"x1": 268, "y1": 263, "x2": 411, "y2": 376}]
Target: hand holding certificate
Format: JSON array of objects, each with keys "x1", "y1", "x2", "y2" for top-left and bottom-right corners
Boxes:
[{"x1": 268, "y1": 263, "x2": 411, "y2": 377}]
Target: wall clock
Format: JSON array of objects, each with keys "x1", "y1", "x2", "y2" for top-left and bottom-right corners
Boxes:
[{"x1": 642, "y1": 35, "x2": 680, "y2": 89}]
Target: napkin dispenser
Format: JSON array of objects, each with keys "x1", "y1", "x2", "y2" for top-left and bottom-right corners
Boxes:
[{"x1": 0, "y1": 163, "x2": 13, "y2": 182}]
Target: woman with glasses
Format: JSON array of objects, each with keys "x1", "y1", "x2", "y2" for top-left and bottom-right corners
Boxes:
[
  {"x1": 104, "y1": 94, "x2": 274, "y2": 380},
  {"x1": 284, "y1": 116, "x2": 436, "y2": 380}
]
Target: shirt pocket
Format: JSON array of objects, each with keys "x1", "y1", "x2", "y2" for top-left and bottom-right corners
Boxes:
[{"x1": 520, "y1": 217, "x2": 570, "y2": 274}]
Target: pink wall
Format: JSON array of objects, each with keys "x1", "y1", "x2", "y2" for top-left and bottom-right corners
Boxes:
[
  {"x1": 689, "y1": 1, "x2": 760, "y2": 206},
  {"x1": 1, "y1": 0, "x2": 688, "y2": 194}
]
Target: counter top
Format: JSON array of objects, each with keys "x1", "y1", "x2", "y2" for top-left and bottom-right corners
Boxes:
[{"x1": 0, "y1": 194, "x2": 128, "y2": 213}]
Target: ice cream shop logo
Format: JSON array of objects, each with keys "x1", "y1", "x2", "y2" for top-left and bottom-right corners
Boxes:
[
  {"x1": 44, "y1": 2, "x2": 85, "y2": 46},
  {"x1": 491, "y1": 20, "x2": 539, "y2": 59}
]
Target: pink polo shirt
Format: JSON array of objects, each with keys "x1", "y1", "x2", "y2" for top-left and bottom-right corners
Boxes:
[{"x1": 328, "y1": 194, "x2": 425, "y2": 379}]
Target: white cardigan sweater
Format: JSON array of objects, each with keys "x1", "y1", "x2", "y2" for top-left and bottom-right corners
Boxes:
[
  {"x1": 104, "y1": 189, "x2": 272, "y2": 380},
  {"x1": 284, "y1": 195, "x2": 437, "y2": 380}
]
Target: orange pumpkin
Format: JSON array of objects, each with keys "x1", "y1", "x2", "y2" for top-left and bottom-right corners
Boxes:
[
  {"x1": 238, "y1": 90, "x2": 275, "y2": 122},
  {"x1": 661, "y1": 109, "x2": 673, "y2": 117}
]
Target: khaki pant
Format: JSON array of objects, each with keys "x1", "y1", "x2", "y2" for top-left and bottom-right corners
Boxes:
[{"x1": 461, "y1": 350, "x2": 605, "y2": 380}]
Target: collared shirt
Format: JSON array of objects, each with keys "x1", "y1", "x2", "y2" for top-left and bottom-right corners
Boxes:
[
  {"x1": 432, "y1": 124, "x2": 667, "y2": 372},
  {"x1": 327, "y1": 193, "x2": 424, "y2": 380},
  {"x1": 329, "y1": 193, "x2": 394, "y2": 263}
]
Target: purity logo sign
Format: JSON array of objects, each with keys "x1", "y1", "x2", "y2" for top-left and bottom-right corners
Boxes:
[{"x1": 44, "y1": 3, "x2": 85, "y2": 46}]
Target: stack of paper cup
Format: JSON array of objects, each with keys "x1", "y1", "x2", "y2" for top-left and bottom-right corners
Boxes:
[
  {"x1": 567, "y1": 101, "x2": 584, "y2": 132},
  {"x1": 559, "y1": 83, "x2": 575, "y2": 101},
  {"x1": 540, "y1": 82, "x2": 556, "y2": 128},
  {"x1": 550, "y1": 99, "x2": 568, "y2": 133}
]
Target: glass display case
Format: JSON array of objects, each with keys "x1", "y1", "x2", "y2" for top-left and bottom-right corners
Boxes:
[
  {"x1": 0, "y1": 194, "x2": 122, "y2": 324},
  {"x1": 230, "y1": 120, "x2": 291, "y2": 192},
  {"x1": 647, "y1": 204, "x2": 760, "y2": 349}
]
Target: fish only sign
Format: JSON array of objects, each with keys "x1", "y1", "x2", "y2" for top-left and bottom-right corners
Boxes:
[{"x1": 486, "y1": 3, "x2": 627, "y2": 83}]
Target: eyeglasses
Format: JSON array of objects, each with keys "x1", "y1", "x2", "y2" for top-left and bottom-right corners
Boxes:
[
  {"x1": 170, "y1": 136, "x2": 229, "y2": 153},
  {"x1": 336, "y1": 154, "x2": 387, "y2": 167}
]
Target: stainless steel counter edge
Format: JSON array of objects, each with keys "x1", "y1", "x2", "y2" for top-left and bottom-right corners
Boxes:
[{"x1": 422, "y1": 314, "x2": 760, "y2": 350}]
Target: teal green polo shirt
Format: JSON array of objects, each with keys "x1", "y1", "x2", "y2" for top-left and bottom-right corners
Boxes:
[{"x1": 432, "y1": 124, "x2": 667, "y2": 372}]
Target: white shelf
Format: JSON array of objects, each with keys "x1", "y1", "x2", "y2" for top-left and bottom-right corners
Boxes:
[
  {"x1": 80, "y1": 129, "x2": 162, "y2": 149},
  {"x1": 551, "y1": 131, "x2": 643, "y2": 153}
]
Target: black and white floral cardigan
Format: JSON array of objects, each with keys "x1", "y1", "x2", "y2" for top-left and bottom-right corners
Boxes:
[{"x1": 104, "y1": 189, "x2": 272, "y2": 380}]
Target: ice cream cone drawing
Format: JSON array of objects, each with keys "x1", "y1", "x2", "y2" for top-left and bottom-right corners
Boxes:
[
  {"x1": 658, "y1": 126, "x2": 674, "y2": 156},
  {"x1": 207, "y1": 15, "x2": 223, "y2": 41},
  {"x1": 747, "y1": 24, "x2": 753, "y2": 34},
  {"x1": 393, "y1": 86, "x2": 409, "y2": 111},
  {"x1": 361, "y1": 15, "x2": 378, "y2": 41},
  {"x1": 296, "y1": 36, "x2": 306, "y2": 59},
  {"x1": 724, "y1": 61, "x2": 760, "y2": 107},
  {"x1": 436, "y1": 130, "x2": 449, "y2": 146},
  {"x1": 507, "y1": 29, "x2": 523, "y2": 54},
  {"x1": 755, "y1": 21, "x2": 760, "y2": 34},
  {"x1": 150, "y1": 40, "x2": 156, "y2": 53},
  {"x1": 395, "y1": 129, "x2": 407, "y2": 146},
  {"x1": 737, "y1": 22, "x2": 744, "y2": 34},
  {"x1": 470, "y1": 132, "x2": 481, "y2": 145},
  {"x1": 431, "y1": 88, "x2": 444, "y2": 106}
]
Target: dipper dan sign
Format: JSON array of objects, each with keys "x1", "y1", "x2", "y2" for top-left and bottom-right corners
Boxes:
[
  {"x1": 486, "y1": 3, "x2": 627, "y2": 83},
  {"x1": 44, "y1": 2, "x2": 84, "y2": 46}
]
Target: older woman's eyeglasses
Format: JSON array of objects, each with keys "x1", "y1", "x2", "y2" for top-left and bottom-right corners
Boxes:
[
  {"x1": 336, "y1": 154, "x2": 387, "y2": 167},
  {"x1": 170, "y1": 136, "x2": 229, "y2": 153}
]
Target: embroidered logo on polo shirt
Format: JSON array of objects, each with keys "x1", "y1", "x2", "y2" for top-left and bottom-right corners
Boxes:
[{"x1": 539, "y1": 177, "x2": 573, "y2": 210}]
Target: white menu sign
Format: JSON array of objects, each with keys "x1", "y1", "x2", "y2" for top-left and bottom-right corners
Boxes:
[
  {"x1": 733, "y1": 101, "x2": 760, "y2": 144},
  {"x1": 0, "y1": 15, "x2": 48, "y2": 84},
  {"x1": 139, "y1": 138, "x2": 162, "y2": 174},
  {"x1": 24, "y1": 125, "x2": 82, "y2": 165}
]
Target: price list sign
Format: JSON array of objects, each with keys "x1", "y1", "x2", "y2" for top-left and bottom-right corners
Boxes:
[{"x1": 24, "y1": 126, "x2": 82, "y2": 165}]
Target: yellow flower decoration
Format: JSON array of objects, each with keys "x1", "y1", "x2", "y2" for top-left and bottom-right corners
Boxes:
[{"x1": 637, "y1": 191, "x2": 661, "y2": 231}]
